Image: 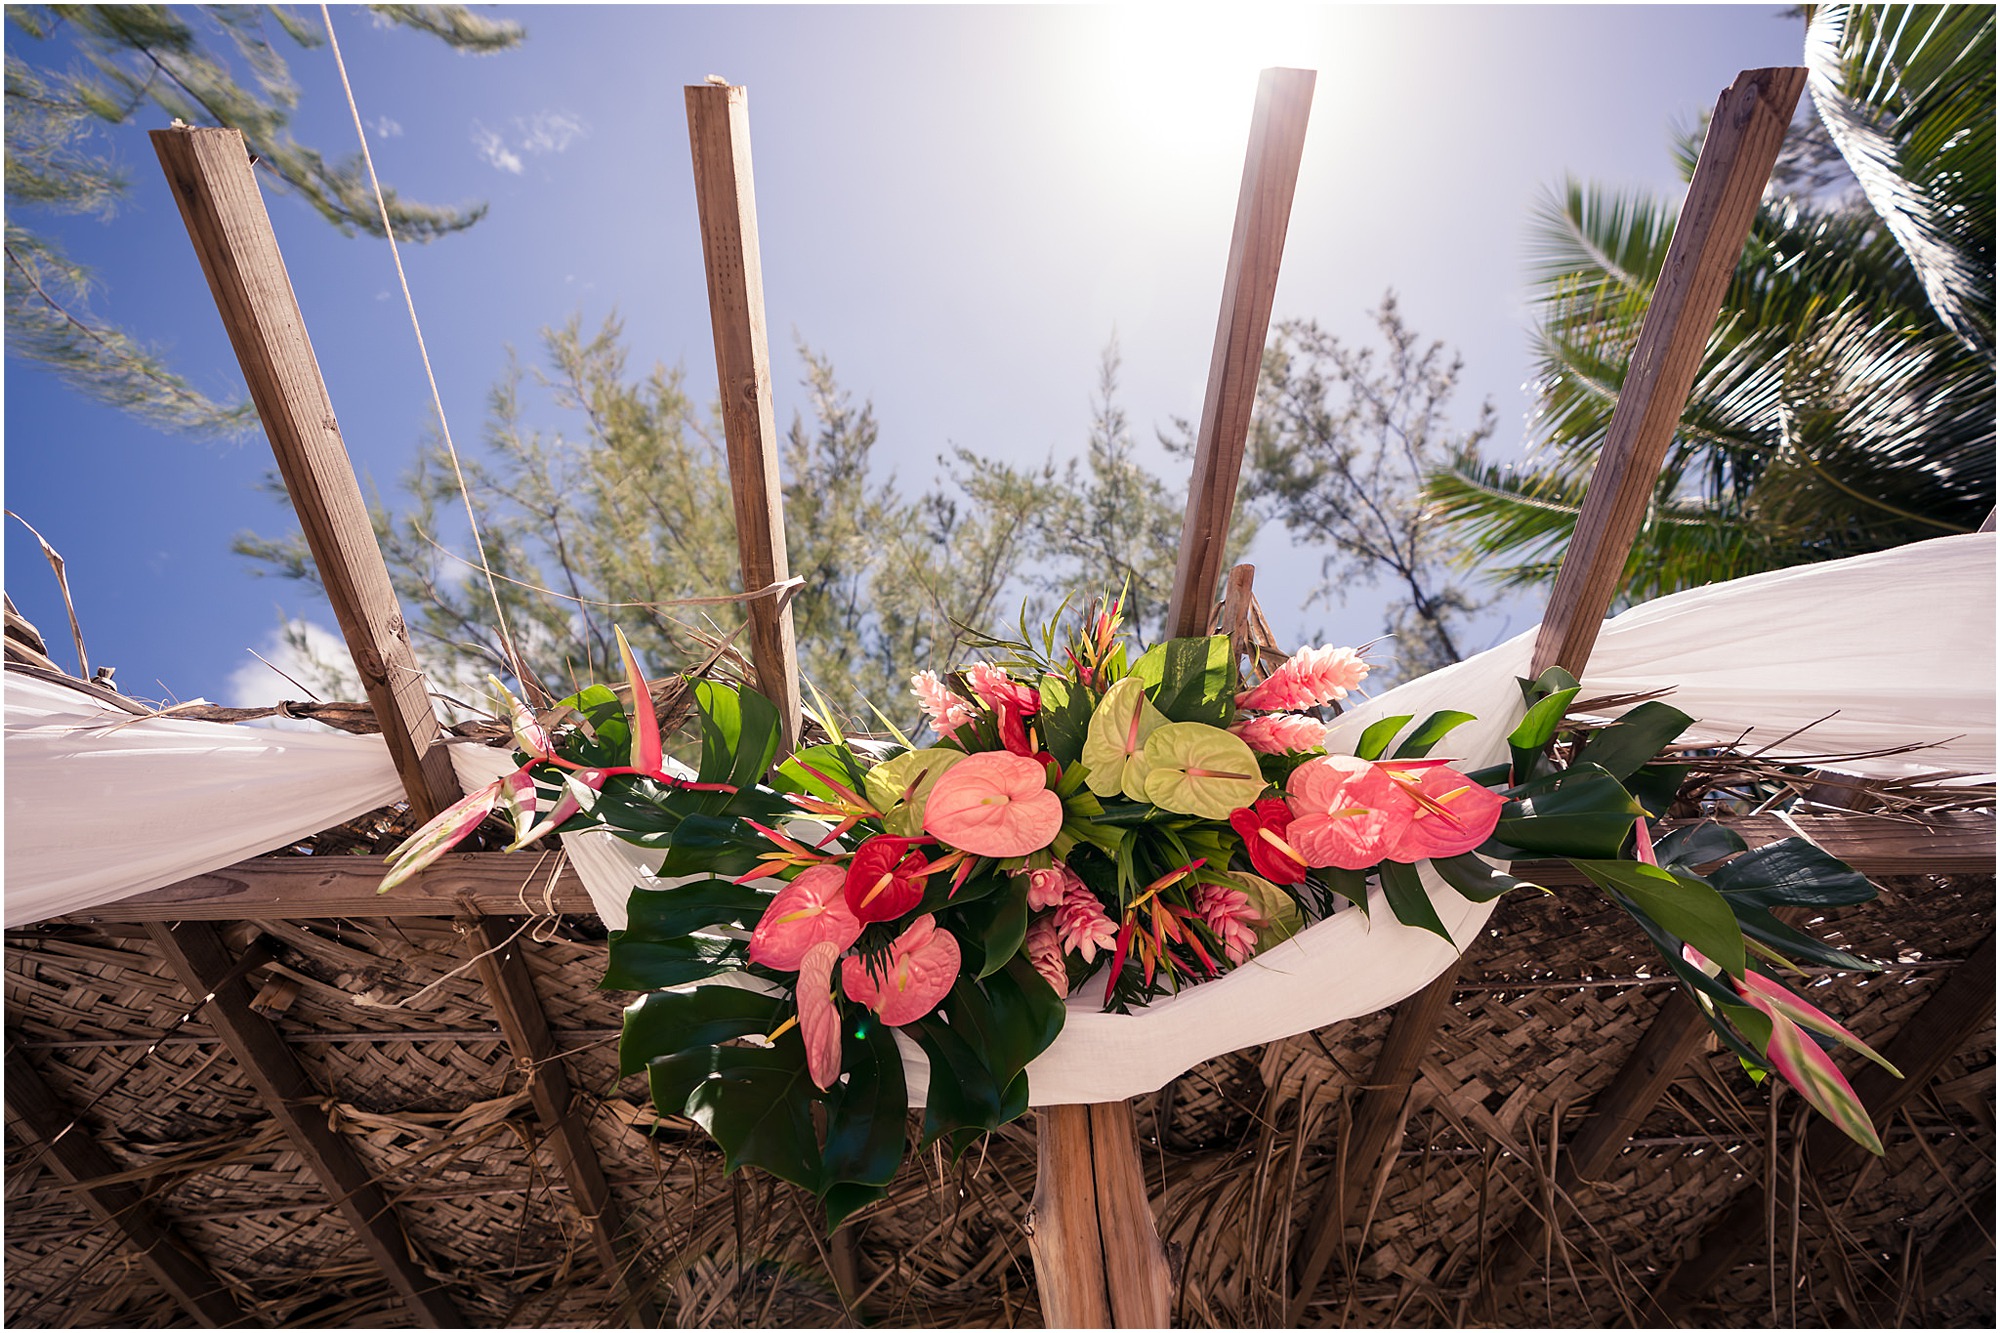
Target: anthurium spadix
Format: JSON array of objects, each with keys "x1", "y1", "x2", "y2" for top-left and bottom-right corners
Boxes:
[{"x1": 1081, "y1": 677, "x2": 1167, "y2": 801}]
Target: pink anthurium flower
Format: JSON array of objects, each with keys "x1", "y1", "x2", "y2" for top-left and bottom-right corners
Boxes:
[
  {"x1": 841, "y1": 914, "x2": 960, "y2": 1026},
  {"x1": 923, "y1": 750, "x2": 1064, "y2": 857},
  {"x1": 797, "y1": 940, "x2": 844, "y2": 1091},
  {"x1": 748, "y1": 864, "x2": 863, "y2": 969},
  {"x1": 379, "y1": 777, "x2": 507, "y2": 892},
  {"x1": 1379, "y1": 763, "x2": 1505, "y2": 862},
  {"x1": 1228, "y1": 799, "x2": 1309, "y2": 885},
  {"x1": 843, "y1": 836, "x2": 932, "y2": 924},
  {"x1": 1285, "y1": 755, "x2": 1403, "y2": 870}
]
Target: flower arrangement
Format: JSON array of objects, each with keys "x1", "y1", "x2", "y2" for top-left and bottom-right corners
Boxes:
[{"x1": 382, "y1": 597, "x2": 1898, "y2": 1227}]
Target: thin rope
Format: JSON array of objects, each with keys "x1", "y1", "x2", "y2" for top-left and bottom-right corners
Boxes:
[{"x1": 318, "y1": 5, "x2": 537, "y2": 701}]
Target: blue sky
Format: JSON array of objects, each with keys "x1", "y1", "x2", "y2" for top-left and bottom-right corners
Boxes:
[{"x1": 2, "y1": 3, "x2": 1808, "y2": 706}]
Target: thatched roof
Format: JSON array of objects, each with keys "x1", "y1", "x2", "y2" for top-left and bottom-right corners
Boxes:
[{"x1": 7, "y1": 815, "x2": 1991, "y2": 1328}]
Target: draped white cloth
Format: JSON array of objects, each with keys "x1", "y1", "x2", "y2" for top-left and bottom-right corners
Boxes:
[{"x1": 4, "y1": 535, "x2": 1991, "y2": 1101}]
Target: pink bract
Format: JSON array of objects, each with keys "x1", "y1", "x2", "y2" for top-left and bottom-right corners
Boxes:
[
  {"x1": 841, "y1": 914, "x2": 960, "y2": 1026},
  {"x1": 1285, "y1": 754, "x2": 1405, "y2": 870},
  {"x1": 1192, "y1": 882, "x2": 1261, "y2": 965},
  {"x1": 910, "y1": 670, "x2": 976, "y2": 738},
  {"x1": 747, "y1": 864, "x2": 863, "y2": 970},
  {"x1": 1055, "y1": 881, "x2": 1117, "y2": 964},
  {"x1": 1229, "y1": 712, "x2": 1329, "y2": 755},
  {"x1": 1235, "y1": 645, "x2": 1369, "y2": 712},
  {"x1": 923, "y1": 750, "x2": 1064, "y2": 857},
  {"x1": 965, "y1": 663, "x2": 1040, "y2": 716},
  {"x1": 797, "y1": 940, "x2": 844, "y2": 1091},
  {"x1": 1017, "y1": 864, "x2": 1079, "y2": 911},
  {"x1": 1025, "y1": 914, "x2": 1068, "y2": 996},
  {"x1": 1380, "y1": 764, "x2": 1504, "y2": 861}
]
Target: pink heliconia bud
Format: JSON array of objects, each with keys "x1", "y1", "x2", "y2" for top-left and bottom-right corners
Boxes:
[
  {"x1": 380, "y1": 776, "x2": 507, "y2": 892},
  {"x1": 797, "y1": 940, "x2": 844, "y2": 1091},
  {"x1": 615, "y1": 626, "x2": 662, "y2": 776},
  {"x1": 841, "y1": 914, "x2": 960, "y2": 1026},
  {"x1": 749, "y1": 864, "x2": 863, "y2": 970}
]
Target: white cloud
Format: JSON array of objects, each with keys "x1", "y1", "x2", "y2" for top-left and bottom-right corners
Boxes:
[
  {"x1": 472, "y1": 122, "x2": 524, "y2": 175},
  {"x1": 370, "y1": 115, "x2": 404, "y2": 139},
  {"x1": 227, "y1": 619, "x2": 365, "y2": 729},
  {"x1": 517, "y1": 110, "x2": 586, "y2": 156}
]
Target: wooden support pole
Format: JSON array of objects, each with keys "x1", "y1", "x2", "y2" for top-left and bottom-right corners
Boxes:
[
  {"x1": 1658, "y1": 930, "x2": 1996, "y2": 1310},
  {"x1": 143, "y1": 920, "x2": 463, "y2": 1326},
  {"x1": 5, "y1": 1045, "x2": 249, "y2": 1327},
  {"x1": 1289, "y1": 66, "x2": 1807, "y2": 1321},
  {"x1": 1529, "y1": 67, "x2": 1806, "y2": 678},
  {"x1": 685, "y1": 83, "x2": 802, "y2": 757},
  {"x1": 465, "y1": 917, "x2": 659, "y2": 1325},
  {"x1": 1028, "y1": 1103, "x2": 1174, "y2": 1328},
  {"x1": 1166, "y1": 67, "x2": 1316, "y2": 640},
  {"x1": 150, "y1": 126, "x2": 460, "y2": 821}
]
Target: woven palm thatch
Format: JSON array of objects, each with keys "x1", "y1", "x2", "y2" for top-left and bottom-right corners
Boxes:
[{"x1": 5, "y1": 862, "x2": 1992, "y2": 1328}]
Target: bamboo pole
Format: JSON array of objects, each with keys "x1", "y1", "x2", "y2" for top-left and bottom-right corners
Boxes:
[{"x1": 685, "y1": 82, "x2": 803, "y2": 758}]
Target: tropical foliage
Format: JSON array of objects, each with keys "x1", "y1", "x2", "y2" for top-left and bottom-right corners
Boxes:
[{"x1": 1430, "y1": 3, "x2": 1994, "y2": 600}]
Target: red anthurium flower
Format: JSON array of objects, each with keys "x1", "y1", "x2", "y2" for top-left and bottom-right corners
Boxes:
[
  {"x1": 1285, "y1": 755, "x2": 1403, "y2": 870},
  {"x1": 748, "y1": 864, "x2": 863, "y2": 969},
  {"x1": 1379, "y1": 763, "x2": 1504, "y2": 861},
  {"x1": 841, "y1": 914, "x2": 960, "y2": 1026},
  {"x1": 843, "y1": 836, "x2": 932, "y2": 924},
  {"x1": 797, "y1": 940, "x2": 845, "y2": 1091},
  {"x1": 1228, "y1": 799, "x2": 1309, "y2": 885}
]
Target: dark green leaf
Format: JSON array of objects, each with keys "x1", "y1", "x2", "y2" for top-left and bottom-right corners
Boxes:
[
  {"x1": 620, "y1": 985, "x2": 783, "y2": 1078},
  {"x1": 1379, "y1": 861, "x2": 1454, "y2": 945},
  {"x1": 695, "y1": 681, "x2": 782, "y2": 800},
  {"x1": 601, "y1": 932, "x2": 744, "y2": 991},
  {"x1": 1574, "y1": 701, "x2": 1694, "y2": 780},
  {"x1": 1708, "y1": 838, "x2": 1876, "y2": 909},
  {"x1": 653, "y1": 814, "x2": 769, "y2": 877},
  {"x1": 969, "y1": 890, "x2": 1029, "y2": 979},
  {"x1": 662, "y1": 1037, "x2": 821, "y2": 1188},
  {"x1": 1037, "y1": 674, "x2": 1094, "y2": 767},
  {"x1": 1626, "y1": 763, "x2": 1690, "y2": 818},
  {"x1": 1655, "y1": 821, "x2": 1749, "y2": 869},
  {"x1": 1355, "y1": 714, "x2": 1415, "y2": 761},
  {"x1": 624, "y1": 878, "x2": 774, "y2": 940},
  {"x1": 1734, "y1": 907, "x2": 1879, "y2": 972},
  {"x1": 1575, "y1": 860, "x2": 1746, "y2": 977},
  {"x1": 558, "y1": 684, "x2": 631, "y2": 768},
  {"x1": 1393, "y1": 710, "x2": 1478, "y2": 759},
  {"x1": 821, "y1": 1017, "x2": 908, "y2": 1227},
  {"x1": 1430, "y1": 853, "x2": 1544, "y2": 903},
  {"x1": 1496, "y1": 764, "x2": 1645, "y2": 858},
  {"x1": 1131, "y1": 636, "x2": 1235, "y2": 726}
]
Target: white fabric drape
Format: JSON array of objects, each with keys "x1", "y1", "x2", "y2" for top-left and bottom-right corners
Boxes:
[{"x1": 4, "y1": 534, "x2": 1990, "y2": 1102}]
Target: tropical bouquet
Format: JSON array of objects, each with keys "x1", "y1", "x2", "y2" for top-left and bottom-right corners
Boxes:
[{"x1": 381, "y1": 595, "x2": 1898, "y2": 1227}]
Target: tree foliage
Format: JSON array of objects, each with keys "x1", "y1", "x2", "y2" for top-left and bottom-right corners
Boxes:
[
  {"x1": 1245, "y1": 295, "x2": 1496, "y2": 680},
  {"x1": 1428, "y1": 4, "x2": 1994, "y2": 600},
  {"x1": 4, "y1": 4, "x2": 522, "y2": 436}
]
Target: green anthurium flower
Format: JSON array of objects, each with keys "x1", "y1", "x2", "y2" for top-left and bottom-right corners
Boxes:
[
  {"x1": 1141, "y1": 722, "x2": 1267, "y2": 819},
  {"x1": 1081, "y1": 676, "x2": 1168, "y2": 800},
  {"x1": 863, "y1": 747, "x2": 970, "y2": 837}
]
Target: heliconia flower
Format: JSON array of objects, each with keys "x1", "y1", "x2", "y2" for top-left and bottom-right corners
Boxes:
[
  {"x1": 1055, "y1": 882, "x2": 1118, "y2": 964},
  {"x1": 843, "y1": 836, "x2": 932, "y2": 924},
  {"x1": 1081, "y1": 677, "x2": 1167, "y2": 801},
  {"x1": 1026, "y1": 913, "x2": 1069, "y2": 996},
  {"x1": 1230, "y1": 711, "x2": 1330, "y2": 755},
  {"x1": 1228, "y1": 799, "x2": 1309, "y2": 885},
  {"x1": 490, "y1": 675, "x2": 552, "y2": 759},
  {"x1": 1285, "y1": 754, "x2": 1403, "y2": 870},
  {"x1": 379, "y1": 777, "x2": 508, "y2": 892},
  {"x1": 748, "y1": 864, "x2": 863, "y2": 969},
  {"x1": 797, "y1": 940, "x2": 844, "y2": 1091},
  {"x1": 1016, "y1": 863, "x2": 1080, "y2": 910},
  {"x1": 1192, "y1": 882, "x2": 1262, "y2": 965},
  {"x1": 1236, "y1": 645, "x2": 1370, "y2": 712},
  {"x1": 965, "y1": 663, "x2": 1040, "y2": 716},
  {"x1": 1379, "y1": 763, "x2": 1505, "y2": 862},
  {"x1": 493, "y1": 767, "x2": 538, "y2": 845},
  {"x1": 911, "y1": 670, "x2": 977, "y2": 738},
  {"x1": 841, "y1": 914, "x2": 960, "y2": 1025},
  {"x1": 923, "y1": 750, "x2": 1065, "y2": 857},
  {"x1": 615, "y1": 626, "x2": 662, "y2": 776}
]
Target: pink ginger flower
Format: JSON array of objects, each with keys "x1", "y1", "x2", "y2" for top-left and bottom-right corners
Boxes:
[
  {"x1": 1230, "y1": 712, "x2": 1329, "y2": 755},
  {"x1": 1017, "y1": 863, "x2": 1082, "y2": 911},
  {"x1": 1236, "y1": 645, "x2": 1370, "y2": 712},
  {"x1": 911, "y1": 670, "x2": 977, "y2": 737},
  {"x1": 1026, "y1": 913, "x2": 1069, "y2": 996},
  {"x1": 1192, "y1": 882, "x2": 1262, "y2": 965},
  {"x1": 1055, "y1": 880, "x2": 1117, "y2": 964},
  {"x1": 965, "y1": 662, "x2": 1041, "y2": 715}
]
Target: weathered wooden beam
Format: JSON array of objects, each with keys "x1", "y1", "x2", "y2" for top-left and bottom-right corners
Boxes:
[
  {"x1": 143, "y1": 920, "x2": 463, "y2": 1326},
  {"x1": 1529, "y1": 67, "x2": 1805, "y2": 678},
  {"x1": 1289, "y1": 66, "x2": 1807, "y2": 1321},
  {"x1": 5, "y1": 1044, "x2": 249, "y2": 1327},
  {"x1": 1027, "y1": 1103, "x2": 1173, "y2": 1328},
  {"x1": 1166, "y1": 67, "x2": 1316, "y2": 640},
  {"x1": 1658, "y1": 930, "x2": 1996, "y2": 1309},
  {"x1": 464, "y1": 917, "x2": 658, "y2": 1324},
  {"x1": 684, "y1": 82, "x2": 801, "y2": 758},
  {"x1": 150, "y1": 126, "x2": 459, "y2": 821},
  {"x1": 62, "y1": 812, "x2": 1990, "y2": 924}
]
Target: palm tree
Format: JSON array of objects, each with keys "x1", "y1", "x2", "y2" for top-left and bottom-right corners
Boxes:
[{"x1": 1429, "y1": 3, "x2": 1993, "y2": 602}]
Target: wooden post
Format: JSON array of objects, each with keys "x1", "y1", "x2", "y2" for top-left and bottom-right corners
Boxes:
[
  {"x1": 150, "y1": 126, "x2": 461, "y2": 820},
  {"x1": 685, "y1": 82, "x2": 802, "y2": 757},
  {"x1": 1289, "y1": 66, "x2": 1806, "y2": 1320},
  {"x1": 144, "y1": 920, "x2": 464, "y2": 1326},
  {"x1": 5, "y1": 1046, "x2": 249, "y2": 1327},
  {"x1": 1166, "y1": 68, "x2": 1317, "y2": 640}
]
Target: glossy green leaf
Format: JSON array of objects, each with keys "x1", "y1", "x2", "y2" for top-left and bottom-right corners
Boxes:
[
  {"x1": 1708, "y1": 838, "x2": 1876, "y2": 909},
  {"x1": 774, "y1": 743, "x2": 871, "y2": 804},
  {"x1": 1037, "y1": 674, "x2": 1095, "y2": 767},
  {"x1": 1130, "y1": 635, "x2": 1235, "y2": 726},
  {"x1": 653, "y1": 814, "x2": 770, "y2": 877},
  {"x1": 602, "y1": 931, "x2": 745, "y2": 992},
  {"x1": 1495, "y1": 764, "x2": 1645, "y2": 858},
  {"x1": 694, "y1": 681, "x2": 782, "y2": 801},
  {"x1": 1379, "y1": 861, "x2": 1454, "y2": 944},
  {"x1": 820, "y1": 1017, "x2": 909, "y2": 1227},
  {"x1": 1393, "y1": 710, "x2": 1478, "y2": 759},
  {"x1": 1574, "y1": 701, "x2": 1694, "y2": 780},
  {"x1": 659, "y1": 1037, "x2": 821, "y2": 1188},
  {"x1": 1654, "y1": 821, "x2": 1749, "y2": 869},
  {"x1": 624, "y1": 878, "x2": 774, "y2": 940},
  {"x1": 620, "y1": 984, "x2": 783, "y2": 1078},
  {"x1": 1430, "y1": 853, "x2": 1545, "y2": 903},
  {"x1": 1507, "y1": 684, "x2": 1581, "y2": 753},
  {"x1": 1354, "y1": 714, "x2": 1414, "y2": 762},
  {"x1": 1576, "y1": 859, "x2": 1746, "y2": 977}
]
